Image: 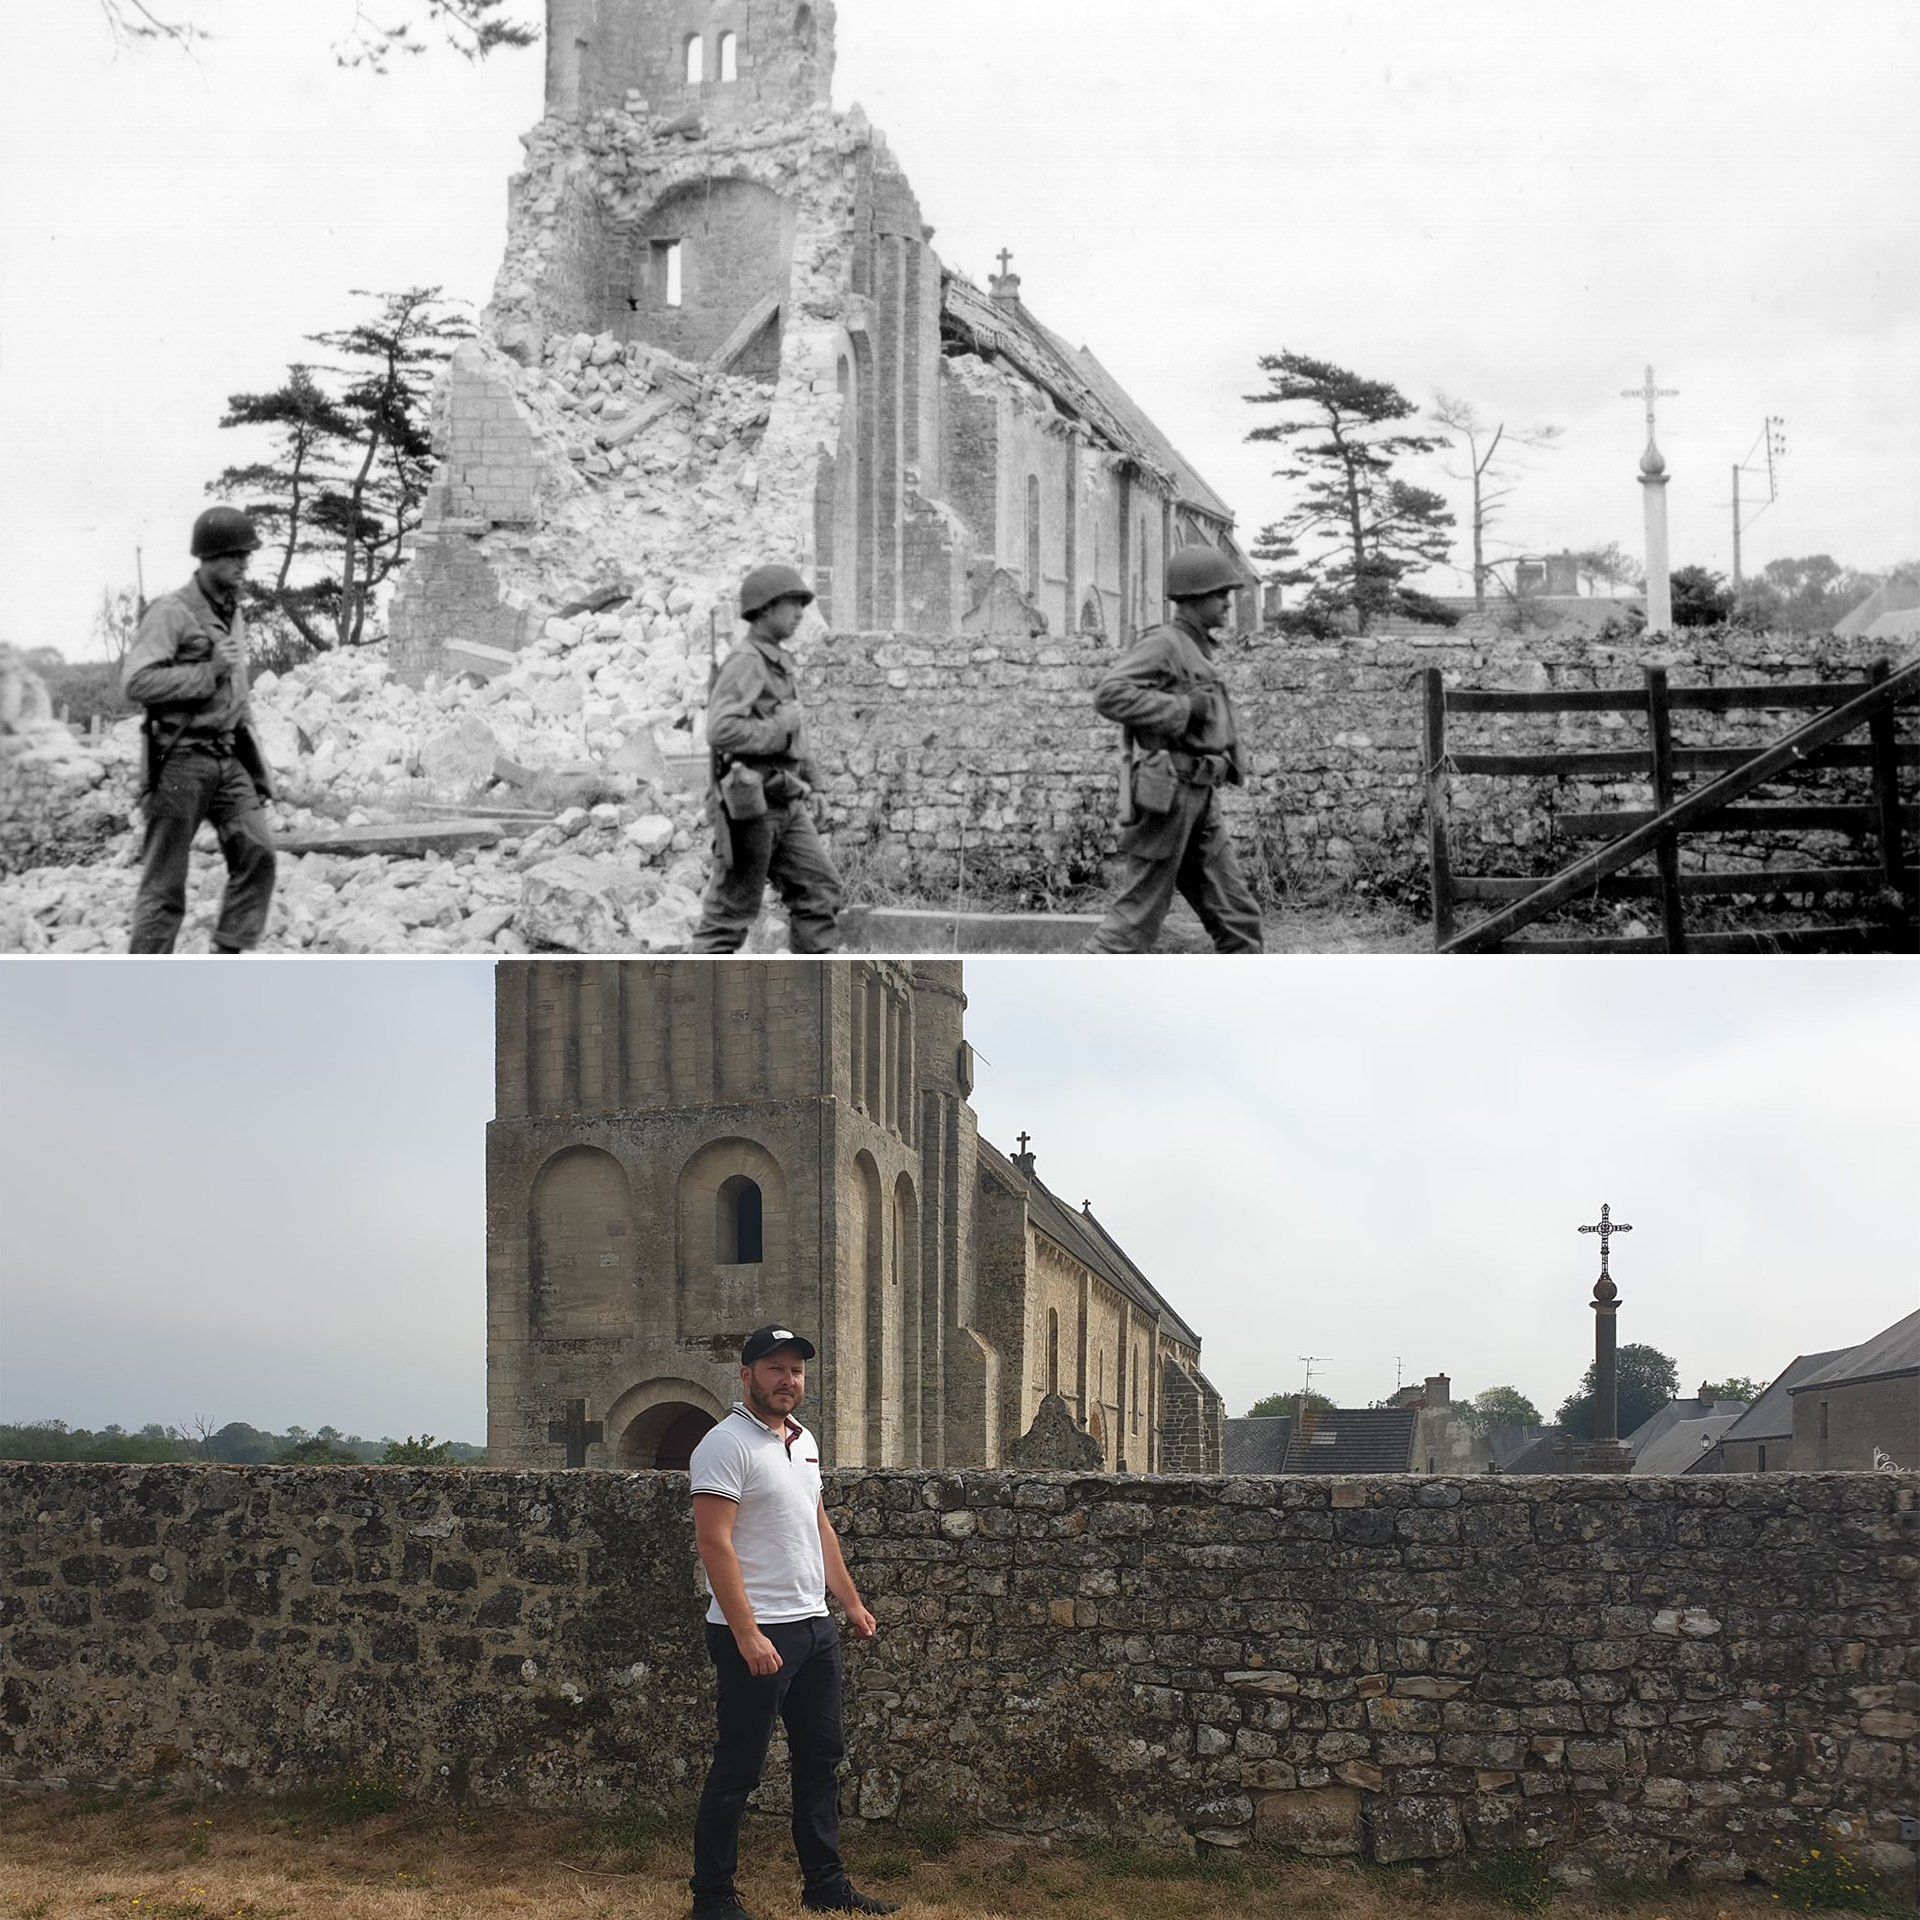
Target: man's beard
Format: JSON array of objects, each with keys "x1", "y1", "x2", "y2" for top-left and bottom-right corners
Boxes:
[{"x1": 747, "y1": 1381, "x2": 800, "y2": 1424}]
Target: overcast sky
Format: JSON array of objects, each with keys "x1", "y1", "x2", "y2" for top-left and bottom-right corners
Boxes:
[
  {"x1": 2, "y1": 958, "x2": 1913, "y2": 1445},
  {"x1": 4, "y1": 1, "x2": 1916, "y2": 660}
]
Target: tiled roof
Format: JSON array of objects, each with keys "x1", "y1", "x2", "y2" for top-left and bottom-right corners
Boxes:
[
  {"x1": 1633, "y1": 1412, "x2": 1746, "y2": 1476},
  {"x1": 1224, "y1": 1416, "x2": 1292, "y2": 1473},
  {"x1": 942, "y1": 273, "x2": 1243, "y2": 545},
  {"x1": 1789, "y1": 1308, "x2": 1920, "y2": 1392},
  {"x1": 1716, "y1": 1348, "x2": 1852, "y2": 1444},
  {"x1": 1624, "y1": 1396, "x2": 1753, "y2": 1455},
  {"x1": 977, "y1": 1138, "x2": 1203, "y2": 1349},
  {"x1": 1499, "y1": 1430, "x2": 1581, "y2": 1474},
  {"x1": 1836, "y1": 577, "x2": 1920, "y2": 639},
  {"x1": 1280, "y1": 1407, "x2": 1416, "y2": 1474}
]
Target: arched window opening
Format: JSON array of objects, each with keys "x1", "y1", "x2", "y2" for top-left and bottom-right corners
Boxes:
[
  {"x1": 1132, "y1": 1348, "x2": 1140, "y2": 1430},
  {"x1": 716, "y1": 1174, "x2": 764, "y2": 1264},
  {"x1": 651, "y1": 238, "x2": 684, "y2": 310},
  {"x1": 794, "y1": 4, "x2": 815, "y2": 48},
  {"x1": 685, "y1": 34, "x2": 705, "y2": 83},
  {"x1": 719, "y1": 31, "x2": 739, "y2": 81},
  {"x1": 1046, "y1": 1309, "x2": 1060, "y2": 1397}
]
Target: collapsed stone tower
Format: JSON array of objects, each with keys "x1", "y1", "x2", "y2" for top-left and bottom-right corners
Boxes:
[{"x1": 391, "y1": 0, "x2": 1251, "y2": 689}]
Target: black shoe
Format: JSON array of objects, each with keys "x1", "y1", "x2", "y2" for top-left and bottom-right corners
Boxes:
[
  {"x1": 803, "y1": 1888, "x2": 900, "y2": 1916},
  {"x1": 692, "y1": 1899, "x2": 758, "y2": 1920}
]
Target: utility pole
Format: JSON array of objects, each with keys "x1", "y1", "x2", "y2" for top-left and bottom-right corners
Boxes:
[{"x1": 1729, "y1": 416, "x2": 1786, "y2": 596}]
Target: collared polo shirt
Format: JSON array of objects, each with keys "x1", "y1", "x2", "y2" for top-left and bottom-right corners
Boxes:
[{"x1": 689, "y1": 1404, "x2": 827, "y2": 1627}]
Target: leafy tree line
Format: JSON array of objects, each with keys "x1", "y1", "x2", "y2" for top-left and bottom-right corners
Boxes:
[
  {"x1": 1, "y1": 1418, "x2": 483, "y2": 1468},
  {"x1": 1241, "y1": 1350, "x2": 1764, "y2": 1432},
  {"x1": 1243, "y1": 348, "x2": 1915, "y2": 637}
]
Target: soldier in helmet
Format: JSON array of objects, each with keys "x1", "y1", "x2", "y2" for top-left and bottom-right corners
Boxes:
[
  {"x1": 690, "y1": 564, "x2": 844, "y2": 954},
  {"x1": 1089, "y1": 543, "x2": 1264, "y2": 954},
  {"x1": 121, "y1": 507, "x2": 278, "y2": 954}
]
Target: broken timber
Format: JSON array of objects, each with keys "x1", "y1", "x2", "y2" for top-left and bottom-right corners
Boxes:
[{"x1": 278, "y1": 820, "x2": 510, "y2": 859}]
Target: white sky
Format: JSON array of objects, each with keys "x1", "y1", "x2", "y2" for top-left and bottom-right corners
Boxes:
[
  {"x1": 2, "y1": 958, "x2": 1913, "y2": 1445},
  {"x1": 3, "y1": 1, "x2": 1916, "y2": 659}
]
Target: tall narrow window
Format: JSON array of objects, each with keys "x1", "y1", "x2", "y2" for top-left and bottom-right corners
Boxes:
[
  {"x1": 653, "y1": 239, "x2": 684, "y2": 309},
  {"x1": 1756, "y1": 1443, "x2": 1767, "y2": 1472},
  {"x1": 685, "y1": 34, "x2": 705, "y2": 83},
  {"x1": 719, "y1": 31, "x2": 739, "y2": 81},
  {"x1": 716, "y1": 1175, "x2": 763, "y2": 1264},
  {"x1": 1026, "y1": 474, "x2": 1041, "y2": 598},
  {"x1": 1046, "y1": 1310, "x2": 1060, "y2": 1397}
]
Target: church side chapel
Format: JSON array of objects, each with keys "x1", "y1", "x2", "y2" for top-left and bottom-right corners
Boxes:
[
  {"x1": 486, "y1": 961, "x2": 1224, "y2": 1472},
  {"x1": 393, "y1": 0, "x2": 1254, "y2": 678}
]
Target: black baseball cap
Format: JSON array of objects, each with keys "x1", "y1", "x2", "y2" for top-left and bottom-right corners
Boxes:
[{"x1": 741, "y1": 1325, "x2": 816, "y2": 1366}]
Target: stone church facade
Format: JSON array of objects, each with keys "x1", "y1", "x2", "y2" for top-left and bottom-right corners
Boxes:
[
  {"x1": 486, "y1": 960, "x2": 1224, "y2": 1472},
  {"x1": 393, "y1": 0, "x2": 1253, "y2": 682}
]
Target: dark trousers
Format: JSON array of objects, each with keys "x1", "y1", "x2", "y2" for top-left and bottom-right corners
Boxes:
[
  {"x1": 692, "y1": 803, "x2": 844, "y2": 954},
  {"x1": 692, "y1": 1616, "x2": 847, "y2": 1906},
  {"x1": 129, "y1": 745, "x2": 277, "y2": 954},
  {"x1": 1093, "y1": 785, "x2": 1264, "y2": 954}
]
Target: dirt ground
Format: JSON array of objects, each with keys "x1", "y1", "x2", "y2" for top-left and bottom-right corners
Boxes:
[{"x1": 0, "y1": 1792, "x2": 1801, "y2": 1920}]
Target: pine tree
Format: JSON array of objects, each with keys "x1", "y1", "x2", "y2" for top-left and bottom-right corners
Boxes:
[{"x1": 1246, "y1": 352, "x2": 1456, "y2": 634}]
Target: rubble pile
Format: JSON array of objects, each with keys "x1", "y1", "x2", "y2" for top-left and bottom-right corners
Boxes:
[
  {"x1": 0, "y1": 648, "x2": 131, "y2": 880},
  {"x1": 0, "y1": 93, "x2": 870, "y2": 956},
  {"x1": 0, "y1": 612, "x2": 755, "y2": 955}
]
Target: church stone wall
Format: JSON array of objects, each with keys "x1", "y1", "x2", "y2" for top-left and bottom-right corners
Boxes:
[
  {"x1": 7, "y1": 1464, "x2": 1915, "y2": 1886},
  {"x1": 803, "y1": 625, "x2": 1916, "y2": 898}
]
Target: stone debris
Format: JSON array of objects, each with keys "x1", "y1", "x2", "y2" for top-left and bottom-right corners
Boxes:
[{"x1": 0, "y1": 618, "x2": 735, "y2": 955}]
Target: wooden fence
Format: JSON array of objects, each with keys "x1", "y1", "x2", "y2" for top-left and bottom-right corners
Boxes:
[{"x1": 1424, "y1": 657, "x2": 1920, "y2": 954}]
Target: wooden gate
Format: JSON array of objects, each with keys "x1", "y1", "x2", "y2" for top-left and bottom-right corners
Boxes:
[{"x1": 1423, "y1": 657, "x2": 1920, "y2": 954}]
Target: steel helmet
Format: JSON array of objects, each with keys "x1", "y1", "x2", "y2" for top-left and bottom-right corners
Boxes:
[
  {"x1": 1165, "y1": 544, "x2": 1242, "y2": 601},
  {"x1": 190, "y1": 506, "x2": 262, "y2": 560},
  {"x1": 739, "y1": 564, "x2": 816, "y2": 620}
]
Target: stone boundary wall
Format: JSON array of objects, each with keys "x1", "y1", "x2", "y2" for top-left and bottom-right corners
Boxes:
[
  {"x1": 802, "y1": 625, "x2": 1918, "y2": 899},
  {"x1": 4, "y1": 1465, "x2": 1916, "y2": 1882}
]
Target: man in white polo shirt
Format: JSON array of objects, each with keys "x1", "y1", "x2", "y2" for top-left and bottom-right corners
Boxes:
[{"x1": 687, "y1": 1325, "x2": 898, "y2": 1920}]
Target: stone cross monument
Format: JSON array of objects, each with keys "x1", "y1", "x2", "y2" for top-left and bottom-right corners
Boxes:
[
  {"x1": 1577, "y1": 1203, "x2": 1635, "y2": 1472},
  {"x1": 1623, "y1": 367, "x2": 1678, "y2": 632}
]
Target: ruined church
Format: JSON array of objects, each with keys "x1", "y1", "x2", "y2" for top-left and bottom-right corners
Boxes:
[
  {"x1": 392, "y1": 0, "x2": 1252, "y2": 683},
  {"x1": 486, "y1": 961, "x2": 1226, "y2": 1472}
]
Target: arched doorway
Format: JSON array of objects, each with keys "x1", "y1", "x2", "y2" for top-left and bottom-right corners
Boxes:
[{"x1": 617, "y1": 1394, "x2": 721, "y2": 1470}]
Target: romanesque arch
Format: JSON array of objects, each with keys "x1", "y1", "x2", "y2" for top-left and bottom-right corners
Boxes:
[
  {"x1": 893, "y1": 1172, "x2": 920, "y2": 1463},
  {"x1": 625, "y1": 177, "x2": 796, "y2": 371},
  {"x1": 676, "y1": 1137, "x2": 791, "y2": 1339},
  {"x1": 529, "y1": 1145, "x2": 634, "y2": 1335},
  {"x1": 608, "y1": 1376, "x2": 727, "y2": 1470},
  {"x1": 839, "y1": 1150, "x2": 883, "y2": 1463}
]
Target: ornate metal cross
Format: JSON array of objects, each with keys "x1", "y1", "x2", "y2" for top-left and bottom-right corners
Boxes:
[
  {"x1": 547, "y1": 1397, "x2": 603, "y2": 1469},
  {"x1": 1578, "y1": 1203, "x2": 1633, "y2": 1279},
  {"x1": 1621, "y1": 365, "x2": 1679, "y2": 445}
]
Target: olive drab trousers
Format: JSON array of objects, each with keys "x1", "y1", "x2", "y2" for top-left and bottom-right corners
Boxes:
[
  {"x1": 692, "y1": 801, "x2": 844, "y2": 954},
  {"x1": 128, "y1": 744, "x2": 278, "y2": 954},
  {"x1": 1091, "y1": 782, "x2": 1263, "y2": 955}
]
